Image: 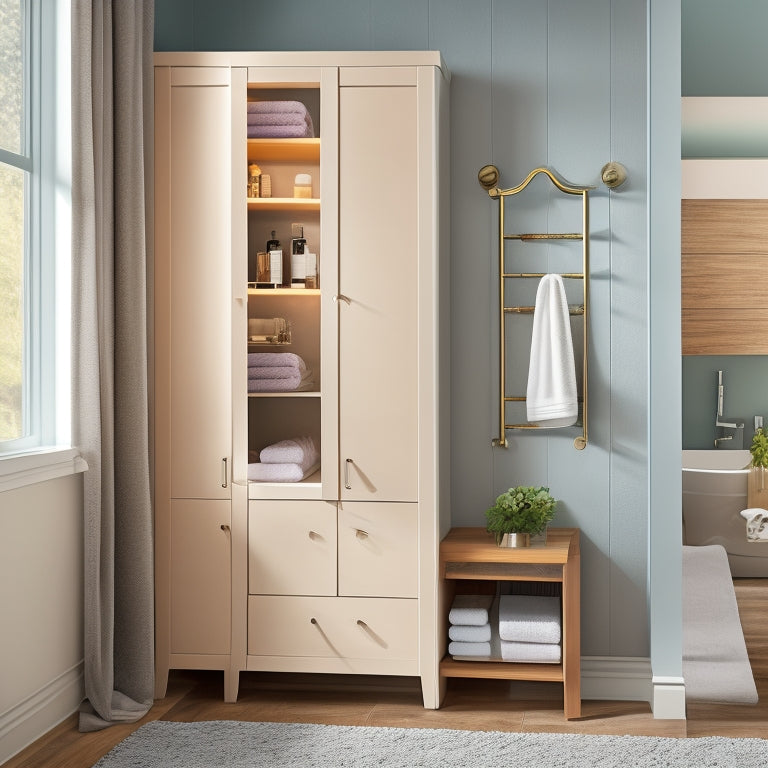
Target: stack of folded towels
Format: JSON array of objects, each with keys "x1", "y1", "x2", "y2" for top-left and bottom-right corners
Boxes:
[
  {"x1": 247, "y1": 100, "x2": 315, "y2": 138},
  {"x1": 447, "y1": 594, "x2": 494, "y2": 658},
  {"x1": 248, "y1": 352, "x2": 314, "y2": 393},
  {"x1": 498, "y1": 593, "x2": 562, "y2": 663},
  {"x1": 248, "y1": 435, "x2": 319, "y2": 483}
]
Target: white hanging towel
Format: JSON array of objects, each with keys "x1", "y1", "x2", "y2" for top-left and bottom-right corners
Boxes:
[{"x1": 526, "y1": 274, "x2": 578, "y2": 427}]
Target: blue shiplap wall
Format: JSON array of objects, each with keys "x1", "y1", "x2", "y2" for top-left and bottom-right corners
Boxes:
[{"x1": 154, "y1": 0, "x2": 655, "y2": 661}]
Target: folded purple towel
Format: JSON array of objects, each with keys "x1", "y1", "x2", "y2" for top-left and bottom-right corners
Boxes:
[
  {"x1": 247, "y1": 124, "x2": 314, "y2": 139},
  {"x1": 247, "y1": 113, "x2": 312, "y2": 127},
  {"x1": 247, "y1": 352, "x2": 305, "y2": 370},
  {"x1": 247, "y1": 100, "x2": 309, "y2": 114},
  {"x1": 248, "y1": 373, "x2": 302, "y2": 392},
  {"x1": 248, "y1": 365, "x2": 303, "y2": 380}
]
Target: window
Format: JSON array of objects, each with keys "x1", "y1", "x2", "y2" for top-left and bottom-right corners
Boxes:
[{"x1": 0, "y1": 0, "x2": 69, "y2": 458}]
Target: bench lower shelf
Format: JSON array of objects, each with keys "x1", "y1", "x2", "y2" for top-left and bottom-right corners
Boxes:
[{"x1": 440, "y1": 656, "x2": 564, "y2": 682}]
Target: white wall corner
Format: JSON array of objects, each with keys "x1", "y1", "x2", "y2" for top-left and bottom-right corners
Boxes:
[
  {"x1": 651, "y1": 675, "x2": 687, "y2": 720},
  {"x1": 0, "y1": 662, "x2": 84, "y2": 765},
  {"x1": 581, "y1": 656, "x2": 653, "y2": 704}
]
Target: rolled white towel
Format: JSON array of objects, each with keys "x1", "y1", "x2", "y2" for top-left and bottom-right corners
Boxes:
[
  {"x1": 499, "y1": 594, "x2": 561, "y2": 645},
  {"x1": 500, "y1": 640, "x2": 561, "y2": 663},
  {"x1": 448, "y1": 594, "x2": 493, "y2": 627},
  {"x1": 448, "y1": 623, "x2": 491, "y2": 643},
  {"x1": 260, "y1": 436, "x2": 317, "y2": 466},
  {"x1": 448, "y1": 641, "x2": 492, "y2": 657}
]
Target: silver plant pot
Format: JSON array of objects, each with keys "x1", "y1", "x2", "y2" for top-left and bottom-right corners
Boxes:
[{"x1": 499, "y1": 532, "x2": 531, "y2": 548}]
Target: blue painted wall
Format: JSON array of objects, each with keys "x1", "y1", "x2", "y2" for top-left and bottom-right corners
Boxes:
[{"x1": 153, "y1": 0, "x2": 657, "y2": 662}]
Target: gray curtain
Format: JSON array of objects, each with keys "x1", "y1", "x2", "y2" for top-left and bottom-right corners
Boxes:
[{"x1": 71, "y1": 0, "x2": 155, "y2": 732}]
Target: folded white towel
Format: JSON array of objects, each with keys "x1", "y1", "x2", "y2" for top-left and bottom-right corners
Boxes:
[
  {"x1": 247, "y1": 352, "x2": 306, "y2": 370},
  {"x1": 448, "y1": 641, "x2": 492, "y2": 657},
  {"x1": 247, "y1": 461, "x2": 320, "y2": 483},
  {"x1": 526, "y1": 274, "x2": 578, "y2": 427},
  {"x1": 448, "y1": 594, "x2": 493, "y2": 627},
  {"x1": 247, "y1": 369, "x2": 314, "y2": 393},
  {"x1": 500, "y1": 640, "x2": 561, "y2": 663},
  {"x1": 499, "y1": 594, "x2": 561, "y2": 644},
  {"x1": 260, "y1": 436, "x2": 317, "y2": 466},
  {"x1": 449, "y1": 623, "x2": 491, "y2": 643}
]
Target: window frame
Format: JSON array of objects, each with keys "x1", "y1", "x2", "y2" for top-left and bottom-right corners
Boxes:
[{"x1": 0, "y1": 0, "x2": 76, "y2": 484}]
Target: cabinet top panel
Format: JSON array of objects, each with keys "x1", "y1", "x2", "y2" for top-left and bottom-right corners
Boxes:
[{"x1": 153, "y1": 51, "x2": 449, "y2": 79}]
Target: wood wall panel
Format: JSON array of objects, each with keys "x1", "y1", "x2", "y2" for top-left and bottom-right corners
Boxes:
[
  {"x1": 682, "y1": 200, "x2": 768, "y2": 253},
  {"x1": 681, "y1": 199, "x2": 768, "y2": 354},
  {"x1": 682, "y1": 309, "x2": 768, "y2": 355}
]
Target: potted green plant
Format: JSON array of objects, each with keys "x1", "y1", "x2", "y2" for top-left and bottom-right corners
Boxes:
[
  {"x1": 485, "y1": 486, "x2": 557, "y2": 547},
  {"x1": 750, "y1": 427, "x2": 768, "y2": 490}
]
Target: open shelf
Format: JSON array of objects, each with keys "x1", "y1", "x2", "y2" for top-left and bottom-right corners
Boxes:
[
  {"x1": 247, "y1": 197, "x2": 320, "y2": 212},
  {"x1": 247, "y1": 137, "x2": 320, "y2": 163},
  {"x1": 440, "y1": 657, "x2": 564, "y2": 682}
]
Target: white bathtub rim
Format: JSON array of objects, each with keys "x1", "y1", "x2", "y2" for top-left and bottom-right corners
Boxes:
[{"x1": 682, "y1": 449, "x2": 751, "y2": 473}]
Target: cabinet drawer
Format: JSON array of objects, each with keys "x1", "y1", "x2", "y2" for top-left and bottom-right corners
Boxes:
[
  {"x1": 338, "y1": 502, "x2": 417, "y2": 598},
  {"x1": 249, "y1": 500, "x2": 336, "y2": 596},
  {"x1": 248, "y1": 595, "x2": 417, "y2": 662}
]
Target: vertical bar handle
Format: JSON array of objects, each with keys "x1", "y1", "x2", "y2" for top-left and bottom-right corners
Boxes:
[
  {"x1": 221, "y1": 457, "x2": 228, "y2": 488},
  {"x1": 344, "y1": 458, "x2": 353, "y2": 490}
]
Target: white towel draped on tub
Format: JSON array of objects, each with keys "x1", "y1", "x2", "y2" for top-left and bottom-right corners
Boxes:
[{"x1": 526, "y1": 274, "x2": 578, "y2": 427}]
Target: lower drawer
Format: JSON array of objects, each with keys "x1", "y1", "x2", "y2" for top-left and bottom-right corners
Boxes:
[{"x1": 247, "y1": 595, "x2": 417, "y2": 662}]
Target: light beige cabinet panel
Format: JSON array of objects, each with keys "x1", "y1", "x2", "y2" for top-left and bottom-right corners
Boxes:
[
  {"x1": 338, "y1": 502, "x2": 417, "y2": 598},
  {"x1": 170, "y1": 500, "x2": 232, "y2": 655},
  {"x1": 337, "y1": 83, "x2": 419, "y2": 503},
  {"x1": 164, "y1": 75, "x2": 233, "y2": 500},
  {"x1": 247, "y1": 595, "x2": 417, "y2": 663},
  {"x1": 248, "y1": 500, "x2": 337, "y2": 596}
]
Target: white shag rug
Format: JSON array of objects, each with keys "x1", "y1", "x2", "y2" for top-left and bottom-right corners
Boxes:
[
  {"x1": 683, "y1": 544, "x2": 758, "y2": 704},
  {"x1": 93, "y1": 720, "x2": 768, "y2": 768}
]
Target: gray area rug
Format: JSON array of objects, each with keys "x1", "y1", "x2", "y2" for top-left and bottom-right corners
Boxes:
[
  {"x1": 93, "y1": 720, "x2": 768, "y2": 768},
  {"x1": 683, "y1": 544, "x2": 758, "y2": 704}
]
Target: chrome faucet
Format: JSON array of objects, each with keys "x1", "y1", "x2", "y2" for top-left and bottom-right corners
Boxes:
[{"x1": 715, "y1": 370, "x2": 744, "y2": 430}]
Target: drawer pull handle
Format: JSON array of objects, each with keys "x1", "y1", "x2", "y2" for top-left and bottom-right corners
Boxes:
[
  {"x1": 310, "y1": 617, "x2": 318, "y2": 625},
  {"x1": 355, "y1": 529, "x2": 369, "y2": 539},
  {"x1": 344, "y1": 458, "x2": 353, "y2": 490},
  {"x1": 220, "y1": 524, "x2": 230, "y2": 532},
  {"x1": 332, "y1": 294, "x2": 351, "y2": 304},
  {"x1": 356, "y1": 619, "x2": 368, "y2": 628}
]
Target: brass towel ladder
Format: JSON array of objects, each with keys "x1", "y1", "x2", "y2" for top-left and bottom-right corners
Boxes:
[{"x1": 479, "y1": 165, "x2": 592, "y2": 450}]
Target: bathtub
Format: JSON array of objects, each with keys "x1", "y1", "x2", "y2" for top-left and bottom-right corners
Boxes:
[{"x1": 682, "y1": 449, "x2": 768, "y2": 577}]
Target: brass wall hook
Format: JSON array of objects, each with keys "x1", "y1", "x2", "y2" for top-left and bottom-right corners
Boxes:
[
  {"x1": 478, "y1": 164, "x2": 500, "y2": 190},
  {"x1": 601, "y1": 161, "x2": 628, "y2": 189}
]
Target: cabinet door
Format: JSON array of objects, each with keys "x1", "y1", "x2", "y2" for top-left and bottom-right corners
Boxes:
[
  {"x1": 338, "y1": 80, "x2": 419, "y2": 502},
  {"x1": 170, "y1": 499, "x2": 231, "y2": 655},
  {"x1": 157, "y1": 67, "x2": 233, "y2": 499}
]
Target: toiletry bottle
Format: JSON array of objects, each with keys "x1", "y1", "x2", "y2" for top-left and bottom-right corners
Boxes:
[
  {"x1": 265, "y1": 230, "x2": 282, "y2": 287},
  {"x1": 290, "y1": 223, "x2": 307, "y2": 287}
]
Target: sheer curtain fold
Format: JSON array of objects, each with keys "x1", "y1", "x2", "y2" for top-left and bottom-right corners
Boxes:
[{"x1": 72, "y1": 0, "x2": 155, "y2": 732}]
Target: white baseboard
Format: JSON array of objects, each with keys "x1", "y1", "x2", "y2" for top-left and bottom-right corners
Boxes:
[
  {"x1": 581, "y1": 656, "x2": 653, "y2": 704},
  {"x1": 0, "y1": 662, "x2": 84, "y2": 765},
  {"x1": 651, "y1": 675, "x2": 687, "y2": 719}
]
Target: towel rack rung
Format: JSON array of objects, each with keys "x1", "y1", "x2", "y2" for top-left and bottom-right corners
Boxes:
[
  {"x1": 505, "y1": 233, "x2": 583, "y2": 241},
  {"x1": 503, "y1": 272, "x2": 584, "y2": 279},
  {"x1": 504, "y1": 304, "x2": 584, "y2": 315}
]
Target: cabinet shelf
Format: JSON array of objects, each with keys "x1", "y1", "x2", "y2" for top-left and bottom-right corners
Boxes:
[
  {"x1": 247, "y1": 286, "x2": 321, "y2": 296},
  {"x1": 440, "y1": 657, "x2": 564, "y2": 682},
  {"x1": 247, "y1": 390, "x2": 320, "y2": 398},
  {"x1": 247, "y1": 197, "x2": 320, "y2": 212},
  {"x1": 247, "y1": 137, "x2": 320, "y2": 163}
]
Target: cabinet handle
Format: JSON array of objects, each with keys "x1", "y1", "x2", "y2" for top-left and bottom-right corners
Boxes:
[
  {"x1": 356, "y1": 619, "x2": 368, "y2": 629},
  {"x1": 308, "y1": 530, "x2": 321, "y2": 540},
  {"x1": 355, "y1": 529, "x2": 369, "y2": 539},
  {"x1": 310, "y1": 617, "x2": 318, "y2": 625},
  {"x1": 344, "y1": 458, "x2": 353, "y2": 490},
  {"x1": 221, "y1": 457, "x2": 228, "y2": 488},
  {"x1": 332, "y1": 294, "x2": 351, "y2": 304},
  {"x1": 220, "y1": 524, "x2": 230, "y2": 532}
]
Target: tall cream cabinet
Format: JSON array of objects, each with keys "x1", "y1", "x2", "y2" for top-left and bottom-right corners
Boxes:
[{"x1": 153, "y1": 52, "x2": 450, "y2": 709}]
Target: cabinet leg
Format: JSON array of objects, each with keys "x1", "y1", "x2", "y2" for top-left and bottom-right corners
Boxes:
[
  {"x1": 224, "y1": 668, "x2": 240, "y2": 703},
  {"x1": 154, "y1": 663, "x2": 170, "y2": 700}
]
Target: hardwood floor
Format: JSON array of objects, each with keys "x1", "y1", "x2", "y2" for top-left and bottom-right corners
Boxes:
[{"x1": 5, "y1": 579, "x2": 768, "y2": 767}]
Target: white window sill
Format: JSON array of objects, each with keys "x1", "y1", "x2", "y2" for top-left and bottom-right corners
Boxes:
[{"x1": 0, "y1": 447, "x2": 88, "y2": 494}]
